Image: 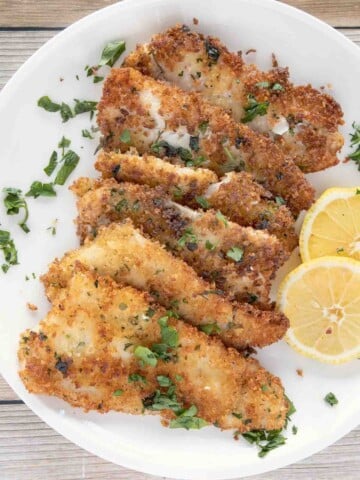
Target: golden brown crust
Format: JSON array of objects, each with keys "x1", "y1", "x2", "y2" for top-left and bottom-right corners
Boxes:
[
  {"x1": 95, "y1": 150, "x2": 298, "y2": 251},
  {"x1": 41, "y1": 222, "x2": 289, "y2": 349},
  {"x1": 19, "y1": 268, "x2": 288, "y2": 430},
  {"x1": 97, "y1": 67, "x2": 314, "y2": 215},
  {"x1": 71, "y1": 177, "x2": 288, "y2": 306},
  {"x1": 124, "y1": 24, "x2": 344, "y2": 173}
]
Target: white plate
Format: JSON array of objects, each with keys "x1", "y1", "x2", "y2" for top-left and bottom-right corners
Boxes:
[{"x1": 0, "y1": 0, "x2": 359, "y2": 478}]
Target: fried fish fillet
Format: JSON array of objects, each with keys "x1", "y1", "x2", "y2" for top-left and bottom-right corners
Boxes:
[
  {"x1": 124, "y1": 24, "x2": 344, "y2": 172},
  {"x1": 95, "y1": 150, "x2": 298, "y2": 251},
  {"x1": 19, "y1": 268, "x2": 289, "y2": 431},
  {"x1": 97, "y1": 67, "x2": 314, "y2": 215},
  {"x1": 42, "y1": 222, "x2": 289, "y2": 349},
  {"x1": 71, "y1": 177, "x2": 288, "y2": 306}
]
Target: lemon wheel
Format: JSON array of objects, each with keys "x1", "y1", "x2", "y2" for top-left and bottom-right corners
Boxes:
[
  {"x1": 277, "y1": 256, "x2": 360, "y2": 364},
  {"x1": 300, "y1": 187, "x2": 360, "y2": 262}
]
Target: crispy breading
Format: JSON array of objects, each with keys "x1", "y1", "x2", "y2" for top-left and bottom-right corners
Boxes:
[
  {"x1": 19, "y1": 268, "x2": 289, "y2": 430},
  {"x1": 97, "y1": 67, "x2": 314, "y2": 215},
  {"x1": 71, "y1": 177, "x2": 288, "y2": 306},
  {"x1": 124, "y1": 24, "x2": 344, "y2": 172},
  {"x1": 95, "y1": 150, "x2": 298, "y2": 251},
  {"x1": 42, "y1": 222, "x2": 289, "y2": 349}
]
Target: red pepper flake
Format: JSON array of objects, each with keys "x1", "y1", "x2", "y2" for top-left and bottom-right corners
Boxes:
[{"x1": 325, "y1": 327, "x2": 332, "y2": 334}]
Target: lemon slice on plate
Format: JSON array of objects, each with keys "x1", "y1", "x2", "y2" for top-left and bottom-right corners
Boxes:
[
  {"x1": 277, "y1": 256, "x2": 360, "y2": 364},
  {"x1": 300, "y1": 187, "x2": 360, "y2": 262}
]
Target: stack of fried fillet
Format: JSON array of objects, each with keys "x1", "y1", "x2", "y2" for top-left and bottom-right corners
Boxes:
[{"x1": 19, "y1": 24, "x2": 344, "y2": 433}]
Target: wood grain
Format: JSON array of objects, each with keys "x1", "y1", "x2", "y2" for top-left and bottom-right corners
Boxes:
[{"x1": 0, "y1": 0, "x2": 359, "y2": 28}]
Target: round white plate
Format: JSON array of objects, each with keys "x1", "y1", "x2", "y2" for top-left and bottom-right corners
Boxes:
[{"x1": 0, "y1": 0, "x2": 359, "y2": 478}]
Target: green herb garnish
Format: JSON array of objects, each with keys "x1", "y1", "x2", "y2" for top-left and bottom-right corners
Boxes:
[
  {"x1": 170, "y1": 405, "x2": 208, "y2": 430},
  {"x1": 216, "y1": 211, "x2": 228, "y2": 227},
  {"x1": 3, "y1": 188, "x2": 30, "y2": 233},
  {"x1": 134, "y1": 345, "x2": 158, "y2": 367},
  {"x1": 348, "y1": 122, "x2": 360, "y2": 169},
  {"x1": 226, "y1": 246, "x2": 244, "y2": 262},
  {"x1": 99, "y1": 40, "x2": 126, "y2": 67},
  {"x1": 54, "y1": 150, "x2": 80, "y2": 185},
  {"x1": 26, "y1": 181, "x2": 56, "y2": 198},
  {"x1": 0, "y1": 229, "x2": 18, "y2": 271},
  {"x1": 156, "y1": 375, "x2": 173, "y2": 387},
  {"x1": 195, "y1": 196, "x2": 209, "y2": 209},
  {"x1": 178, "y1": 228, "x2": 197, "y2": 248},
  {"x1": 43, "y1": 151, "x2": 58, "y2": 176},
  {"x1": 275, "y1": 196, "x2": 286, "y2": 206},
  {"x1": 119, "y1": 129, "x2": 131, "y2": 144},
  {"x1": 200, "y1": 323, "x2": 221, "y2": 335},
  {"x1": 37, "y1": 96, "x2": 74, "y2": 122},
  {"x1": 113, "y1": 389, "x2": 124, "y2": 396},
  {"x1": 241, "y1": 429, "x2": 286, "y2": 458},
  {"x1": 199, "y1": 121, "x2": 209, "y2": 134},
  {"x1": 324, "y1": 392, "x2": 338, "y2": 406},
  {"x1": 93, "y1": 76, "x2": 104, "y2": 84},
  {"x1": 58, "y1": 136, "x2": 71, "y2": 155},
  {"x1": 128, "y1": 373, "x2": 146, "y2": 383},
  {"x1": 241, "y1": 95, "x2": 269, "y2": 123},
  {"x1": 82, "y1": 129, "x2": 94, "y2": 139},
  {"x1": 205, "y1": 239, "x2": 216, "y2": 251},
  {"x1": 74, "y1": 99, "x2": 97, "y2": 117}
]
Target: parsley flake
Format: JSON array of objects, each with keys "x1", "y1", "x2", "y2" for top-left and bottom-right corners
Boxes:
[
  {"x1": 54, "y1": 150, "x2": 80, "y2": 185},
  {"x1": 3, "y1": 188, "x2": 30, "y2": 233},
  {"x1": 324, "y1": 392, "x2": 338, "y2": 406},
  {"x1": 44, "y1": 151, "x2": 58, "y2": 176},
  {"x1": 26, "y1": 181, "x2": 56, "y2": 198},
  {"x1": 241, "y1": 95, "x2": 269, "y2": 123},
  {"x1": 226, "y1": 246, "x2": 244, "y2": 262},
  {"x1": 134, "y1": 346, "x2": 157, "y2": 367},
  {"x1": 0, "y1": 229, "x2": 18, "y2": 271},
  {"x1": 99, "y1": 40, "x2": 126, "y2": 67}
]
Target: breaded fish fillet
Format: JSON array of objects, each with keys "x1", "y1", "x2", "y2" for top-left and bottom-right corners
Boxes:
[
  {"x1": 71, "y1": 177, "x2": 288, "y2": 306},
  {"x1": 124, "y1": 24, "x2": 344, "y2": 172},
  {"x1": 97, "y1": 67, "x2": 314, "y2": 215},
  {"x1": 19, "y1": 268, "x2": 289, "y2": 431},
  {"x1": 42, "y1": 222, "x2": 289, "y2": 349},
  {"x1": 95, "y1": 150, "x2": 298, "y2": 251}
]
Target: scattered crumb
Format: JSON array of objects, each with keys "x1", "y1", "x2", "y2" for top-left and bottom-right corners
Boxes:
[
  {"x1": 246, "y1": 48, "x2": 257, "y2": 55},
  {"x1": 27, "y1": 302, "x2": 38, "y2": 311},
  {"x1": 326, "y1": 83, "x2": 333, "y2": 89},
  {"x1": 59, "y1": 77, "x2": 64, "y2": 82},
  {"x1": 237, "y1": 50, "x2": 242, "y2": 58},
  {"x1": 325, "y1": 327, "x2": 332, "y2": 334},
  {"x1": 272, "y1": 53, "x2": 279, "y2": 68},
  {"x1": 193, "y1": 17, "x2": 199, "y2": 25},
  {"x1": 296, "y1": 368, "x2": 303, "y2": 377}
]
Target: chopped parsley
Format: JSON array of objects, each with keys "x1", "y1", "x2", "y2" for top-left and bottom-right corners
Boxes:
[
  {"x1": 216, "y1": 211, "x2": 228, "y2": 227},
  {"x1": 199, "y1": 121, "x2": 209, "y2": 134},
  {"x1": 255, "y1": 81, "x2": 284, "y2": 91},
  {"x1": 73, "y1": 99, "x2": 97, "y2": 118},
  {"x1": 37, "y1": 96, "x2": 74, "y2": 122},
  {"x1": 158, "y1": 315, "x2": 179, "y2": 348},
  {"x1": 200, "y1": 323, "x2": 221, "y2": 335},
  {"x1": 82, "y1": 129, "x2": 94, "y2": 139},
  {"x1": 275, "y1": 196, "x2": 286, "y2": 206},
  {"x1": 43, "y1": 151, "x2": 58, "y2": 176},
  {"x1": 134, "y1": 345, "x2": 158, "y2": 367},
  {"x1": 241, "y1": 429, "x2": 286, "y2": 458},
  {"x1": 113, "y1": 389, "x2": 124, "y2": 396},
  {"x1": 119, "y1": 129, "x2": 131, "y2": 144},
  {"x1": 54, "y1": 150, "x2": 80, "y2": 185},
  {"x1": 195, "y1": 196, "x2": 210, "y2": 209},
  {"x1": 0, "y1": 229, "x2": 18, "y2": 272},
  {"x1": 226, "y1": 246, "x2": 244, "y2": 262},
  {"x1": 150, "y1": 140, "x2": 205, "y2": 167},
  {"x1": 26, "y1": 181, "x2": 56, "y2": 198},
  {"x1": 93, "y1": 76, "x2": 104, "y2": 84},
  {"x1": 178, "y1": 228, "x2": 198, "y2": 249},
  {"x1": 128, "y1": 373, "x2": 146, "y2": 384},
  {"x1": 58, "y1": 136, "x2": 71, "y2": 156},
  {"x1": 241, "y1": 95, "x2": 269, "y2": 123},
  {"x1": 205, "y1": 239, "x2": 216, "y2": 251},
  {"x1": 347, "y1": 122, "x2": 360, "y2": 169},
  {"x1": 156, "y1": 375, "x2": 173, "y2": 387},
  {"x1": 99, "y1": 40, "x2": 126, "y2": 67},
  {"x1": 189, "y1": 136, "x2": 200, "y2": 152},
  {"x1": 3, "y1": 188, "x2": 30, "y2": 233},
  {"x1": 324, "y1": 392, "x2": 338, "y2": 406},
  {"x1": 170, "y1": 405, "x2": 208, "y2": 430},
  {"x1": 292, "y1": 425, "x2": 298, "y2": 435}
]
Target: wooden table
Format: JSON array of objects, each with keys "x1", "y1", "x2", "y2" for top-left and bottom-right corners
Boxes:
[{"x1": 0, "y1": 1, "x2": 359, "y2": 478}]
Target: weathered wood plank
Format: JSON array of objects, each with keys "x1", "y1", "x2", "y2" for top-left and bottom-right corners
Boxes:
[
  {"x1": 0, "y1": 0, "x2": 359, "y2": 28},
  {"x1": 0, "y1": 29, "x2": 359, "y2": 91},
  {"x1": 0, "y1": 404, "x2": 359, "y2": 480}
]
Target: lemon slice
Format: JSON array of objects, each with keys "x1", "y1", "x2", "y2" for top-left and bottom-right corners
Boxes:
[
  {"x1": 300, "y1": 187, "x2": 360, "y2": 262},
  {"x1": 277, "y1": 256, "x2": 360, "y2": 364}
]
